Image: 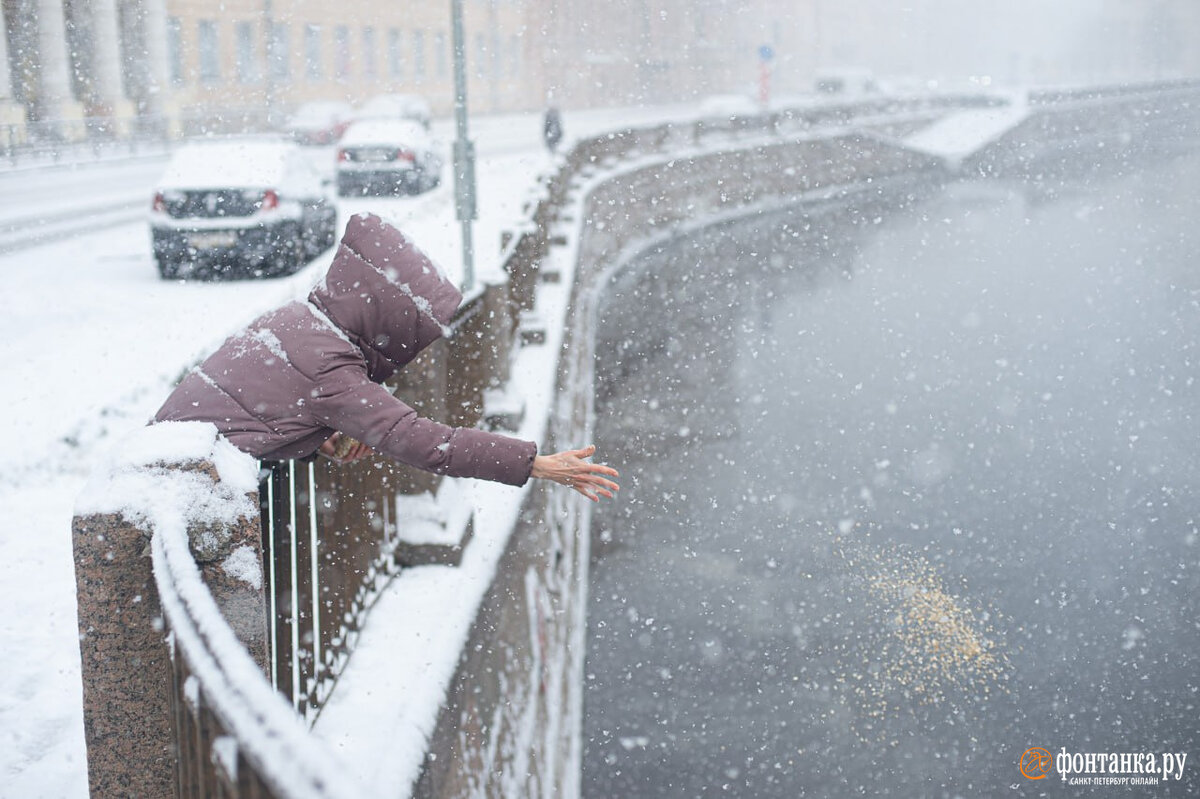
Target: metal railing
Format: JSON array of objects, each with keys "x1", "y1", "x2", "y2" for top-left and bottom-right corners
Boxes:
[
  {"x1": 153, "y1": 478, "x2": 367, "y2": 799},
  {"x1": 0, "y1": 113, "x2": 170, "y2": 166},
  {"x1": 0, "y1": 105, "x2": 284, "y2": 167},
  {"x1": 257, "y1": 457, "x2": 403, "y2": 724}
]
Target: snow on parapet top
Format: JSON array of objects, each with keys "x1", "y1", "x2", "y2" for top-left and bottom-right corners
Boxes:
[
  {"x1": 74, "y1": 421, "x2": 258, "y2": 525},
  {"x1": 904, "y1": 102, "x2": 1030, "y2": 163}
]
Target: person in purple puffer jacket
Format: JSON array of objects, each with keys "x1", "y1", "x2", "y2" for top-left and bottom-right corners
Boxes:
[{"x1": 154, "y1": 212, "x2": 618, "y2": 501}]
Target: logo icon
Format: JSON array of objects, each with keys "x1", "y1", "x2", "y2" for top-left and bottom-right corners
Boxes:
[{"x1": 1020, "y1": 747, "x2": 1053, "y2": 780}]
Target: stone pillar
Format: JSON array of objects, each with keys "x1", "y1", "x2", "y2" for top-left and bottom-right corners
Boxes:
[
  {"x1": 73, "y1": 511, "x2": 175, "y2": 797},
  {"x1": 89, "y1": 0, "x2": 136, "y2": 134},
  {"x1": 74, "y1": 438, "x2": 269, "y2": 797},
  {"x1": 35, "y1": 0, "x2": 86, "y2": 138},
  {"x1": 0, "y1": 3, "x2": 29, "y2": 145},
  {"x1": 140, "y1": 0, "x2": 180, "y2": 138}
]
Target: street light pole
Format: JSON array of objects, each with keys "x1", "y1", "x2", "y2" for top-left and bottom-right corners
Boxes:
[{"x1": 450, "y1": 0, "x2": 477, "y2": 291}]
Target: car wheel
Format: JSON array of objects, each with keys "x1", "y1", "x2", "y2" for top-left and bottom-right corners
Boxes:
[
  {"x1": 272, "y1": 225, "x2": 305, "y2": 276},
  {"x1": 321, "y1": 208, "x2": 337, "y2": 250},
  {"x1": 156, "y1": 256, "x2": 180, "y2": 280}
]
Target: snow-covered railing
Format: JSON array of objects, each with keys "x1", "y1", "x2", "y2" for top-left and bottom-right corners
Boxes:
[
  {"x1": 964, "y1": 78, "x2": 1200, "y2": 177},
  {"x1": 1027, "y1": 77, "x2": 1200, "y2": 106},
  {"x1": 0, "y1": 113, "x2": 172, "y2": 167},
  {"x1": 148, "y1": 431, "x2": 368, "y2": 799},
  {"x1": 0, "y1": 101, "x2": 296, "y2": 167},
  {"x1": 73, "y1": 422, "x2": 367, "y2": 797}
]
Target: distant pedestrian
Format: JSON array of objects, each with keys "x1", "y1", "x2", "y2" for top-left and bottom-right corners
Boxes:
[
  {"x1": 543, "y1": 106, "x2": 563, "y2": 153},
  {"x1": 154, "y1": 212, "x2": 619, "y2": 502}
]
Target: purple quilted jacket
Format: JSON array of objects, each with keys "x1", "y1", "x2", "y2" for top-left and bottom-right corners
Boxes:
[{"x1": 154, "y1": 213, "x2": 536, "y2": 486}]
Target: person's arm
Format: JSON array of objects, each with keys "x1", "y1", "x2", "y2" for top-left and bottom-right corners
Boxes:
[
  {"x1": 531, "y1": 445, "x2": 619, "y2": 502},
  {"x1": 314, "y1": 365, "x2": 619, "y2": 497},
  {"x1": 312, "y1": 365, "x2": 537, "y2": 485}
]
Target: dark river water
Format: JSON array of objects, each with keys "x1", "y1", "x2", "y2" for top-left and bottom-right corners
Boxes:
[{"x1": 582, "y1": 151, "x2": 1200, "y2": 797}]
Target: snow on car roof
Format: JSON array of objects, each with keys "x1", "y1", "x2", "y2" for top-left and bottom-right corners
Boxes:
[
  {"x1": 158, "y1": 138, "x2": 297, "y2": 189},
  {"x1": 340, "y1": 119, "x2": 432, "y2": 146}
]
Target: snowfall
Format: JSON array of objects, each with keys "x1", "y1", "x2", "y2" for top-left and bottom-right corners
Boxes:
[
  {"x1": 0, "y1": 104, "x2": 712, "y2": 798},
  {"x1": 0, "y1": 94, "x2": 1026, "y2": 797}
]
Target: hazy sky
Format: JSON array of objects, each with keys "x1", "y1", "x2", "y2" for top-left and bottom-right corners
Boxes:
[{"x1": 793, "y1": 0, "x2": 1184, "y2": 86}]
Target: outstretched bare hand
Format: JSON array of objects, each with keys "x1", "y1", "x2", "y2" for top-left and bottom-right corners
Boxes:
[
  {"x1": 531, "y1": 445, "x2": 620, "y2": 502},
  {"x1": 318, "y1": 433, "x2": 374, "y2": 464}
]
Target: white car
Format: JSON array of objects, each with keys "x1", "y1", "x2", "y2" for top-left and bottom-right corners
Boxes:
[
  {"x1": 335, "y1": 120, "x2": 443, "y2": 197},
  {"x1": 150, "y1": 137, "x2": 338, "y2": 280}
]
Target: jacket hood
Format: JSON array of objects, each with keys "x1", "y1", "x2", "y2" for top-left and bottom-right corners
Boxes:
[{"x1": 309, "y1": 213, "x2": 462, "y2": 382}]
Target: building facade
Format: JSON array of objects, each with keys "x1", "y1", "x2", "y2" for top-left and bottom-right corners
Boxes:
[
  {"x1": 2, "y1": 1, "x2": 1196, "y2": 143},
  {"x1": 1, "y1": 0, "x2": 820, "y2": 141}
]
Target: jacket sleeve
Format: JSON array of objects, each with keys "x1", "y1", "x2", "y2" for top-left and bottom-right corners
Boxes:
[{"x1": 311, "y1": 361, "x2": 537, "y2": 487}]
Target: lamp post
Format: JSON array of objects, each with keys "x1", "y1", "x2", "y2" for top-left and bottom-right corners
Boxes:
[{"x1": 450, "y1": 0, "x2": 477, "y2": 291}]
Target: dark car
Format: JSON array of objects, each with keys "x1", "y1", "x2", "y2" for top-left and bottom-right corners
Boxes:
[
  {"x1": 150, "y1": 138, "x2": 338, "y2": 280},
  {"x1": 335, "y1": 120, "x2": 443, "y2": 197}
]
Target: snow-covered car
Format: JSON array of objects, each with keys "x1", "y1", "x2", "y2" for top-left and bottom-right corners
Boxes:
[
  {"x1": 335, "y1": 120, "x2": 443, "y2": 197},
  {"x1": 284, "y1": 100, "x2": 354, "y2": 146},
  {"x1": 352, "y1": 93, "x2": 433, "y2": 129},
  {"x1": 150, "y1": 137, "x2": 338, "y2": 280}
]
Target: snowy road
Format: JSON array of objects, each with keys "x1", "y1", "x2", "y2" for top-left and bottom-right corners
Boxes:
[
  {"x1": 585, "y1": 152, "x2": 1200, "y2": 795},
  {"x1": 0, "y1": 157, "x2": 167, "y2": 253}
]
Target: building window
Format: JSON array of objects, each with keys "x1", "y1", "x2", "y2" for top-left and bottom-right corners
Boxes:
[
  {"x1": 413, "y1": 29, "x2": 426, "y2": 83},
  {"x1": 167, "y1": 17, "x2": 184, "y2": 85},
  {"x1": 509, "y1": 33, "x2": 520, "y2": 79},
  {"x1": 387, "y1": 29, "x2": 404, "y2": 80},
  {"x1": 362, "y1": 27, "x2": 378, "y2": 81},
  {"x1": 305, "y1": 25, "x2": 322, "y2": 81},
  {"x1": 236, "y1": 21, "x2": 259, "y2": 83},
  {"x1": 435, "y1": 31, "x2": 447, "y2": 80},
  {"x1": 334, "y1": 25, "x2": 350, "y2": 81},
  {"x1": 198, "y1": 20, "x2": 220, "y2": 84},
  {"x1": 269, "y1": 23, "x2": 290, "y2": 83}
]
